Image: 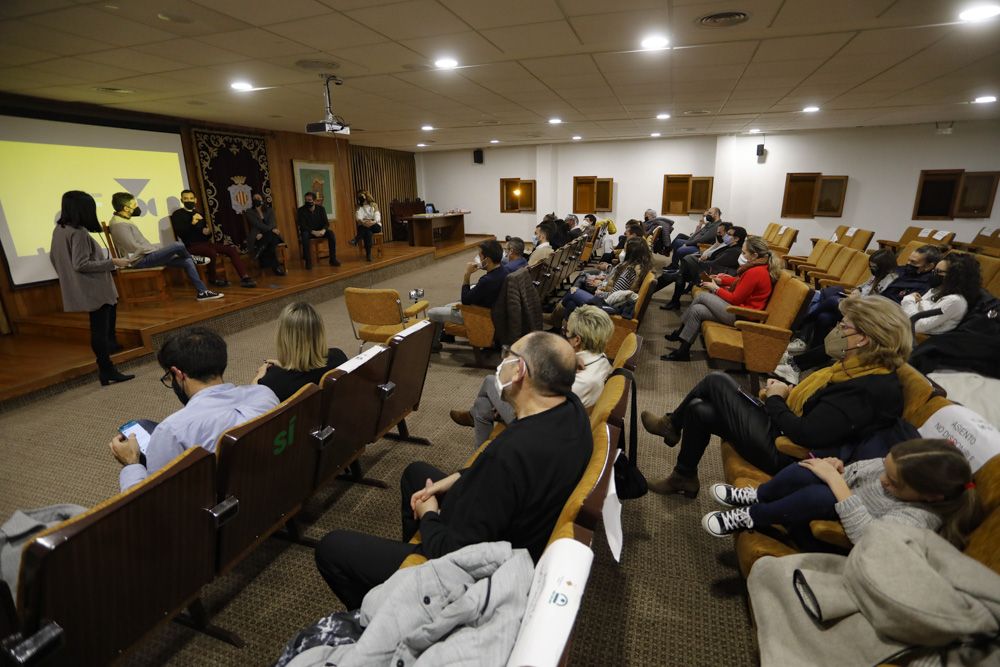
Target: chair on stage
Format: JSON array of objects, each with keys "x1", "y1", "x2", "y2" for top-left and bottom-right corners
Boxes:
[
  {"x1": 374, "y1": 320, "x2": 434, "y2": 446},
  {"x1": 344, "y1": 288, "x2": 430, "y2": 353},
  {"x1": 101, "y1": 222, "x2": 170, "y2": 307},
  {"x1": 241, "y1": 211, "x2": 288, "y2": 277},
  {"x1": 7, "y1": 448, "x2": 240, "y2": 666},
  {"x1": 316, "y1": 346, "x2": 394, "y2": 489},
  {"x1": 354, "y1": 230, "x2": 385, "y2": 259},
  {"x1": 214, "y1": 384, "x2": 328, "y2": 564}
]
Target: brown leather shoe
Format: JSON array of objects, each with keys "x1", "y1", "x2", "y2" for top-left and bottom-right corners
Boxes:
[
  {"x1": 640, "y1": 410, "x2": 681, "y2": 446},
  {"x1": 450, "y1": 409, "x2": 474, "y2": 428},
  {"x1": 647, "y1": 471, "x2": 700, "y2": 498}
]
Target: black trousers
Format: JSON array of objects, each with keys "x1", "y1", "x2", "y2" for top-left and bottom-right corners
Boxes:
[
  {"x1": 300, "y1": 229, "x2": 337, "y2": 267},
  {"x1": 89, "y1": 303, "x2": 117, "y2": 372},
  {"x1": 355, "y1": 223, "x2": 382, "y2": 256},
  {"x1": 254, "y1": 232, "x2": 284, "y2": 268},
  {"x1": 314, "y1": 461, "x2": 447, "y2": 610},
  {"x1": 670, "y1": 372, "x2": 792, "y2": 477}
]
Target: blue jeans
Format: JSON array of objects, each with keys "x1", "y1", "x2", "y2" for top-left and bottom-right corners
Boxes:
[
  {"x1": 133, "y1": 242, "x2": 207, "y2": 293},
  {"x1": 668, "y1": 243, "x2": 700, "y2": 269},
  {"x1": 750, "y1": 462, "x2": 841, "y2": 551},
  {"x1": 560, "y1": 288, "x2": 597, "y2": 322}
]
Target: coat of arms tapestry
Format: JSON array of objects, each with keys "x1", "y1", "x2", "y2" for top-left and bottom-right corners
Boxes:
[{"x1": 191, "y1": 129, "x2": 272, "y2": 252}]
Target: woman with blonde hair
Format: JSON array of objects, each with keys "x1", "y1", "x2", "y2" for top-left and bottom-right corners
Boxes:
[
  {"x1": 255, "y1": 302, "x2": 347, "y2": 401},
  {"x1": 642, "y1": 295, "x2": 911, "y2": 498},
  {"x1": 662, "y1": 235, "x2": 781, "y2": 361}
]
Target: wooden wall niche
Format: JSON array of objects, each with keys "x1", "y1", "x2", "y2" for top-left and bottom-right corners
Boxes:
[
  {"x1": 500, "y1": 178, "x2": 536, "y2": 213},
  {"x1": 689, "y1": 177, "x2": 713, "y2": 213},
  {"x1": 913, "y1": 169, "x2": 999, "y2": 220},
  {"x1": 573, "y1": 176, "x2": 614, "y2": 213},
  {"x1": 781, "y1": 173, "x2": 847, "y2": 218},
  {"x1": 661, "y1": 175, "x2": 714, "y2": 215}
]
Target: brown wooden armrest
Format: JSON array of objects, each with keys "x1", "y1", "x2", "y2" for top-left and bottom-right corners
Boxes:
[
  {"x1": 735, "y1": 321, "x2": 794, "y2": 372},
  {"x1": 769, "y1": 246, "x2": 791, "y2": 259},
  {"x1": 817, "y1": 278, "x2": 855, "y2": 290},
  {"x1": 876, "y1": 239, "x2": 900, "y2": 250},
  {"x1": 775, "y1": 436, "x2": 810, "y2": 459},
  {"x1": 809, "y1": 520, "x2": 852, "y2": 550},
  {"x1": 726, "y1": 305, "x2": 768, "y2": 321},
  {"x1": 403, "y1": 299, "x2": 429, "y2": 318},
  {"x1": 733, "y1": 321, "x2": 791, "y2": 338},
  {"x1": 784, "y1": 255, "x2": 808, "y2": 266},
  {"x1": 698, "y1": 243, "x2": 711, "y2": 251}
]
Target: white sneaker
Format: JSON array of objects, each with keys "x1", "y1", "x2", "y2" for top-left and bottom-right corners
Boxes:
[
  {"x1": 786, "y1": 338, "x2": 807, "y2": 354},
  {"x1": 702, "y1": 507, "x2": 754, "y2": 537},
  {"x1": 192, "y1": 255, "x2": 211, "y2": 265},
  {"x1": 710, "y1": 483, "x2": 758, "y2": 507},
  {"x1": 773, "y1": 362, "x2": 800, "y2": 384},
  {"x1": 197, "y1": 290, "x2": 224, "y2": 301}
]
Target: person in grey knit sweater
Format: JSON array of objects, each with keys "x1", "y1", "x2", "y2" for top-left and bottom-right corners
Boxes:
[{"x1": 701, "y1": 439, "x2": 981, "y2": 551}]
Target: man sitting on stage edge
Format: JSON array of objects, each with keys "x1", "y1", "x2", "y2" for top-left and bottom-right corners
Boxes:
[
  {"x1": 297, "y1": 191, "x2": 341, "y2": 269},
  {"x1": 108, "y1": 192, "x2": 223, "y2": 301},
  {"x1": 170, "y1": 189, "x2": 256, "y2": 288},
  {"x1": 314, "y1": 331, "x2": 592, "y2": 610},
  {"x1": 427, "y1": 239, "x2": 506, "y2": 350},
  {"x1": 109, "y1": 327, "x2": 278, "y2": 492}
]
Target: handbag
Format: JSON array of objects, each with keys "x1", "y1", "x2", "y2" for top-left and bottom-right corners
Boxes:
[{"x1": 610, "y1": 368, "x2": 647, "y2": 499}]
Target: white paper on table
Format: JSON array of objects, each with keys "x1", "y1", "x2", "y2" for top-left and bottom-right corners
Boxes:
[
  {"x1": 918, "y1": 403, "x2": 1000, "y2": 472},
  {"x1": 602, "y1": 449, "x2": 624, "y2": 563}
]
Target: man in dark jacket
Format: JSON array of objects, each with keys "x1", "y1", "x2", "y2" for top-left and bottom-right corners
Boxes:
[
  {"x1": 659, "y1": 225, "x2": 746, "y2": 310},
  {"x1": 427, "y1": 239, "x2": 506, "y2": 349},
  {"x1": 880, "y1": 245, "x2": 941, "y2": 303},
  {"x1": 170, "y1": 189, "x2": 256, "y2": 288},
  {"x1": 297, "y1": 191, "x2": 340, "y2": 268},
  {"x1": 245, "y1": 192, "x2": 286, "y2": 275},
  {"x1": 667, "y1": 207, "x2": 722, "y2": 269},
  {"x1": 313, "y1": 331, "x2": 591, "y2": 610}
]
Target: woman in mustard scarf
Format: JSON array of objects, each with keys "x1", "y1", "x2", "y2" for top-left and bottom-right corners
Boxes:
[{"x1": 641, "y1": 295, "x2": 912, "y2": 498}]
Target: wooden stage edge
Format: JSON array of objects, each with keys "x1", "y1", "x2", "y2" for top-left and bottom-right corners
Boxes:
[{"x1": 0, "y1": 235, "x2": 493, "y2": 407}]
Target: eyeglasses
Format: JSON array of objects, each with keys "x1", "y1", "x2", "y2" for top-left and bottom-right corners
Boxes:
[
  {"x1": 160, "y1": 370, "x2": 174, "y2": 388},
  {"x1": 837, "y1": 321, "x2": 859, "y2": 335},
  {"x1": 934, "y1": 269, "x2": 947, "y2": 277},
  {"x1": 500, "y1": 345, "x2": 531, "y2": 376}
]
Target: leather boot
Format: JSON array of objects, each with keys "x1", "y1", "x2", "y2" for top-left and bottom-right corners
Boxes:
[
  {"x1": 640, "y1": 410, "x2": 681, "y2": 446},
  {"x1": 647, "y1": 470, "x2": 700, "y2": 498}
]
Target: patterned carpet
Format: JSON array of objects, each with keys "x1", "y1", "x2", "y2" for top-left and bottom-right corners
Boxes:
[{"x1": 0, "y1": 253, "x2": 755, "y2": 667}]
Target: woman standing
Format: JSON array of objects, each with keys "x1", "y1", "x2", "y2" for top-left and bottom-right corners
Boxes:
[
  {"x1": 351, "y1": 190, "x2": 382, "y2": 262},
  {"x1": 49, "y1": 190, "x2": 134, "y2": 385}
]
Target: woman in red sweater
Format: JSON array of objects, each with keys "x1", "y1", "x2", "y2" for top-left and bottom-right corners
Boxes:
[{"x1": 662, "y1": 235, "x2": 780, "y2": 361}]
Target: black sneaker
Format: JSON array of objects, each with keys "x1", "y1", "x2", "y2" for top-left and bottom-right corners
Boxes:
[
  {"x1": 702, "y1": 507, "x2": 754, "y2": 537},
  {"x1": 197, "y1": 290, "x2": 224, "y2": 301},
  {"x1": 329, "y1": 258, "x2": 341, "y2": 267},
  {"x1": 213, "y1": 279, "x2": 230, "y2": 287},
  {"x1": 710, "y1": 483, "x2": 758, "y2": 507},
  {"x1": 240, "y1": 277, "x2": 257, "y2": 288}
]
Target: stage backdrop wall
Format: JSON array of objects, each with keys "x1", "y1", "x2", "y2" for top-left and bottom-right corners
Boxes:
[
  {"x1": 415, "y1": 120, "x2": 1000, "y2": 254},
  {"x1": 350, "y1": 145, "x2": 417, "y2": 242}
]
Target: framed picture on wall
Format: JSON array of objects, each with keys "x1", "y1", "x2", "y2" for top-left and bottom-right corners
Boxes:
[{"x1": 292, "y1": 160, "x2": 336, "y2": 220}]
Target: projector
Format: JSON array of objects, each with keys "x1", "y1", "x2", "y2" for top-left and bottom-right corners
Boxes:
[{"x1": 306, "y1": 120, "x2": 350, "y2": 135}]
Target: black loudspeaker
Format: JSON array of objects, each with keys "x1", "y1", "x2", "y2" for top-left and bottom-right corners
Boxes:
[
  {"x1": 756, "y1": 143, "x2": 765, "y2": 156},
  {"x1": 473, "y1": 148, "x2": 484, "y2": 164}
]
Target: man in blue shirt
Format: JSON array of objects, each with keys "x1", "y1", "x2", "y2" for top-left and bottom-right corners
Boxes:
[
  {"x1": 502, "y1": 237, "x2": 528, "y2": 273},
  {"x1": 109, "y1": 327, "x2": 278, "y2": 491},
  {"x1": 427, "y1": 239, "x2": 506, "y2": 350}
]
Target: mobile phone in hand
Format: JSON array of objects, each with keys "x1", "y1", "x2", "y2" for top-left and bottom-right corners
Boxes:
[{"x1": 119, "y1": 420, "x2": 151, "y2": 455}]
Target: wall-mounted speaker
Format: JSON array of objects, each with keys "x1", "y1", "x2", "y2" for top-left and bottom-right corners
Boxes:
[
  {"x1": 473, "y1": 148, "x2": 484, "y2": 164},
  {"x1": 756, "y1": 143, "x2": 765, "y2": 156}
]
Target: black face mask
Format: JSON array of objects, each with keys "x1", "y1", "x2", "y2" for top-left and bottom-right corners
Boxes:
[
  {"x1": 253, "y1": 199, "x2": 264, "y2": 208},
  {"x1": 928, "y1": 273, "x2": 944, "y2": 289},
  {"x1": 357, "y1": 197, "x2": 366, "y2": 206},
  {"x1": 704, "y1": 214, "x2": 714, "y2": 223},
  {"x1": 170, "y1": 376, "x2": 189, "y2": 406},
  {"x1": 130, "y1": 206, "x2": 142, "y2": 217},
  {"x1": 183, "y1": 201, "x2": 196, "y2": 211},
  {"x1": 306, "y1": 201, "x2": 315, "y2": 208}
]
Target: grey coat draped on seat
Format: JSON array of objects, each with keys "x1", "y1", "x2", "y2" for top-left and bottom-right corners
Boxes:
[{"x1": 492, "y1": 268, "x2": 543, "y2": 346}]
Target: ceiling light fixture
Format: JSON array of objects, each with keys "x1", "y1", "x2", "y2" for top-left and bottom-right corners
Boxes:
[
  {"x1": 748, "y1": 128, "x2": 761, "y2": 133},
  {"x1": 973, "y1": 95, "x2": 997, "y2": 103},
  {"x1": 421, "y1": 125, "x2": 434, "y2": 130},
  {"x1": 416, "y1": 143, "x2": 427, "y2": 147},
  {"x1": 650, "y1": 132, "x2": 661, "y2": 137},
  {"x1": 802, "y1": 105, "x2": 820, "y2": 113},
  {"x1": 640, "y1": 35, "x2": 670, "y2": 50},
  {"x1": 490, "y1": 139, "x2": 500, "y2": 144},
  {"x1": 548, "y1": 117, "x2": 563, "y2": 124},
  {"x1": 434, "y1": 57, "x2": 458, "y2": 69},
  {"x1": 656, "y1": 113, "x2": 671, "y2": 119},
  {"x1": 230, "y1": 81, "x2": 254, "y2": 92},
  {"x1": 572, "y1": 135, "x2": 582, "y2": 140},
  {"x1": 958, "y1": 4, "x2": 1000, "y2": 21}
]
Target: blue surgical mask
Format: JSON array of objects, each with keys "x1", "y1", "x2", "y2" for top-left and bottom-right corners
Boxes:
[{"x1": 722, "y1": 234, "x2": 732, "y2": 244}]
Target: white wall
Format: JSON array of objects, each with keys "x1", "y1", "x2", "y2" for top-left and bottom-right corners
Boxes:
[{"x1": 415, "y1": 120, "x2": 1000, "y2": 253}]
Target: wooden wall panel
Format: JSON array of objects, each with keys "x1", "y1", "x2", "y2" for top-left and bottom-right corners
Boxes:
[{"x1": 349, "y1": 145, "x2": 417, "y2": 241}]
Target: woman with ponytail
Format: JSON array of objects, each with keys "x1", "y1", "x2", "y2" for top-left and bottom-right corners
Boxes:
[
  {"x1": 702, "y1": 439, "x2": 982, "y2": 551},
  {"x1": 662, "y1": 235, "x2": 780, "y2": 361}
]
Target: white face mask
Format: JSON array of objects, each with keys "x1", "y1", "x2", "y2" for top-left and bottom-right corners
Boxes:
[
  {"x1": 502, "y1": 251, "x2": 508, "y2": 263},
  {"x1": 738, "y1": 253, "x2": 749, "y2": 266},
  {"x1": 494, "y1": 357, "x2": 519, "y2": 394},
  {"x1": 473, "y1": 253, "x2": 484, "y2": 269}
]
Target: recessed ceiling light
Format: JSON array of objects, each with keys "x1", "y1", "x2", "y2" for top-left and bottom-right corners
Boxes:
[
  {"x1": 572, "y1": 135, "x2": 582, "y2": 140},
  {"x1": 656, "y1": 113, "x2": 671, "y2": 120},
  {"x1": 640, "y1": 35, "x2": 670, "y2": 50},
  {"x1": 416, "y1": 143, "x2": 427, "y2": 147},
  {"x1": 748, "y1": 128, "x2": 761, "y2": 133},
  {"x1": 973, "y1": 95, "x2": 997, "y2": 103},
  {"x1": 157, "y1": 11, "x2": 192, "y2": 23},
  {"x1": 802, "y1": 105, "x2": 820, "y2": 112},
  {"x1": 490, "y1": 139, "x2": 500, "y2": 144},
  {"x1": 697, "y1": 11, "x2": 750, "y2": 27},
  {"x1": 93, "y1": 86, "x2": 133, "y2": 95},
  {"x1": 104, "y1": 3, "x2": 119, "y2": 8},
  {"x1": 959, "y1": 4, "x2": 1000, "y2": 21},
  {"x1": 421, "y1": 125, "x2": 434, "y2": 131},
  {"x1": 230, "y1": 81, "x2": 254, "y2": 92},
  {"x1": 434, "y1": 57, "x2": 458, "y2": 69},
  {"x1": 548, "y1": 117, "x2": 562, "y2": 124},
  {"x1": 650, "y1": 132, "x2": 661, "y2": 137}
]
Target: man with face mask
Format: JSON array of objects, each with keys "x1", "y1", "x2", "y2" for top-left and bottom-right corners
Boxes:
[
  {"x1": 108, "y1": 327, "x2": 278, "y2": 492},
  {"x1": 170, "y1": 189, "x2": 257, "y2": 288},
  {"x1": 666, "y1": 207, "x2": 722, "y2": 269},
  {"x1": 297, "y1": 191, "x2": 341, "y2": 269},
  {"x1": 879, "y1": 245, "x2": 942, "y2": 303},
  {"x1": 245, "y1": 191, "x2": 286, "y2": 275},
  {"x1": 314, "y1": 332, "x2": 591, "y2": 610},
  {"x1": 427, "y1": 239, "x2": 506, "y2": 350}
]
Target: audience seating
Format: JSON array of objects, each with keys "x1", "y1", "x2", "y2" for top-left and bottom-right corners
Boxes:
[
  {"x1": 784, "y1": 238, "x2": 830, "y2": 271},
  {"x1": 792, "y1": 242, "x2": 847, "y2": 279},
  {"x1": 809, "y1": 224, "x2": 847, "y2": 248},
  {"x1": 761, "y1": 223, "x2": 780, "y2": 243},
  {"x1": 877, "y1": 226, "x2": 949, "y2": 252},
  {"x1": 766, "y1": 225, "x2": 799, "y2": 258},
  {"x1": 214, "y1": 384, "x2": 327, "y2": 571},
  {"x1": 971, "y1": 253, "x2": 1000, "y2": 293},
  {"x1": 800, "y1": 245, "x2": 856, "y2": 286},
  {"x1": 374, "y1": 320, "x2": 434, "y2": 445},
  {"x1": 701, "y1": 272, "x2": 812, "y2": 382},
  {"x1": 611, "y1": 332, "x2": 641, "y2": 371},
  {"x1": 101, "y1": 222, "x2": 171, "y2": 307},
  {"x1": 605, "y1": 271, "x2": 656, "y2": 359},
  {"x1": 953, "y1": 226, "x2": 1000, "y2": 257},
  {"x1": 344, "y1": 287, "x2": 429, "y2": 353},
  {"x1": 834, "y1": 227, "x2": 874, "y2": 251},
  {"x1": 814, "y1": 249, "x2": 871, "y2": 290}
]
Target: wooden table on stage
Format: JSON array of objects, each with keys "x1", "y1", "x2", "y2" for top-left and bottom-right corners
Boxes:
[{"x1": 402, "y1": 211, "x2": 469, "y2": 249}]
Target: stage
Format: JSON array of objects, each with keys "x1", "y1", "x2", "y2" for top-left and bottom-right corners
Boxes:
[{"x1": 0, "y1": 236, "x2": 492, "y2": 405}]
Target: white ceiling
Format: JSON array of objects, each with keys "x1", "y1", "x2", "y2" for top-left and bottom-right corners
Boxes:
[{"x1": 0, "y1": 0, "x2": 998, "y2": 151}]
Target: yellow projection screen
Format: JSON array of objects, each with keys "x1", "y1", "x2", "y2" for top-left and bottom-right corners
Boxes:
[{"x1": 0, "y1": 116, "x2": 190, "y2": 286}]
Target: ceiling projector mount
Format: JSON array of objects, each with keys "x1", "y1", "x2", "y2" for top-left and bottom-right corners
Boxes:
[{"x1": 306, "y1": 74, "x2": 350, "y2": 135}]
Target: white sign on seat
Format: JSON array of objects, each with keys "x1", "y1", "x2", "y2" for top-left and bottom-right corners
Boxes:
[{"x1": 918, "y1": 403, "x2": 1000, "y2": 472}]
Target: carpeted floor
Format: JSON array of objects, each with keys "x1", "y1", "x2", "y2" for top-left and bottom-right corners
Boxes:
[{"x1": 0, "y1": 252, "x2": 756, "y2": 666}]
